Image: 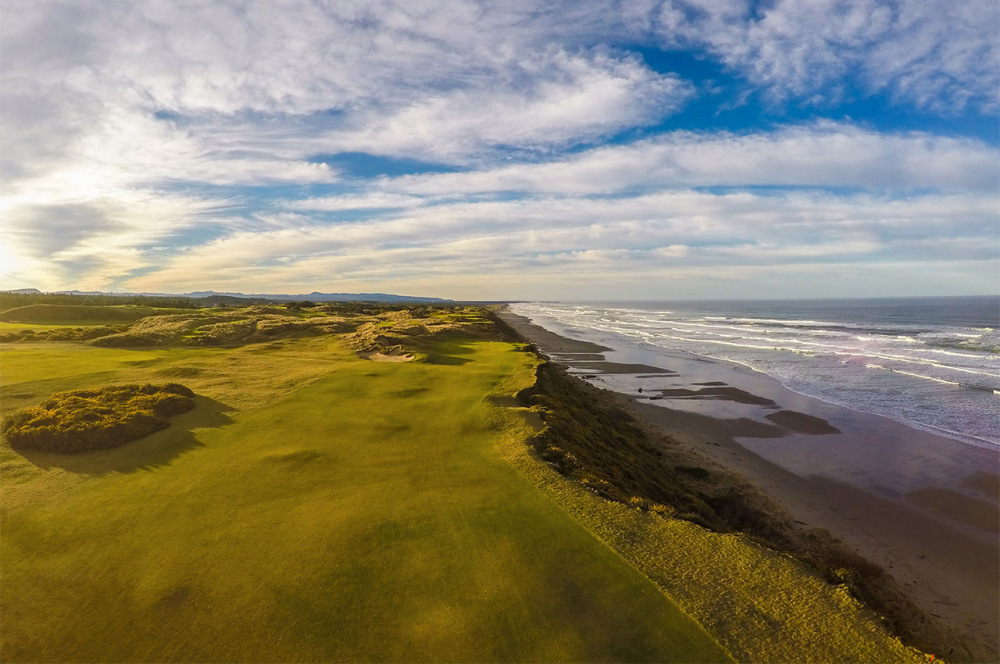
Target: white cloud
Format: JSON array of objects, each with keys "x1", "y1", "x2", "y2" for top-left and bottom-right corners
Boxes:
[
  {"x1": 124, "y1": 189, "x2": 999, "y2": 297},
  {"x1": 0, "y1": 191, "x2": 229, "y2": 291},
  {"x1": 321, "y1": 48, "x2": 691, "y2": 160},
  {"x1": 2, "y1": 1, "x2": 996, "y2": 297},
  {"x1": 393, "y1": 123, "x2": 1000, "y2": 194},
  {"x1": 651, "y1": 0, "x2": 999, "y2": 111},
  {"x1": 288, "y1": 194, "x2": 427, "y2": 211}
]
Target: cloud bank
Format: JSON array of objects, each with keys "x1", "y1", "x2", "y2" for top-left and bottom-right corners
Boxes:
[{"x1": 1, "y1": 0, "x2": 997, "y2": 298}]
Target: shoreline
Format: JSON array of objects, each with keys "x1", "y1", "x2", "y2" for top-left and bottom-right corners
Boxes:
[{"x1": 498, "y1": 308, "x2": 1000, "y2": 662}]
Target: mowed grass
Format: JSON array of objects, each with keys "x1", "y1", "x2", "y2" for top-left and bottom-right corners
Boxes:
[
  {"x1": 1, "y1": 338, "x2": 729, "y2": 662},
  {"x1": 1, "y1": 304, "x2": 191, "y2": 325},
  {"x1": 0, "y1": 345, "x2": 164, "y2": 385}
]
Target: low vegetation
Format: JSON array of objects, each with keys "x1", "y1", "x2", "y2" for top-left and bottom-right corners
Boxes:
[
  {"x1": 0, "y1": 324, "x2": 128, "y2": 343},
  {"x1": 342, "y1": 306, "x2": 496, "y2": 359},
  {"x1": 3, "y1": 384, "x2": 195, "y2": 454},
  {"x1": 2, "y1": 302, "x2": 498, "y2": 352},
  {"x1": 518, "y1": 361, "x2": 715, "y2": 522}
]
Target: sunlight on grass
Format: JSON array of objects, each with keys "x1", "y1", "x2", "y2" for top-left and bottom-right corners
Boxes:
[
  {"x1": 1, "y1": 332, "x2": 728, "y2": 662},
  {"x1": 0, "y1": 345, "x2": 164, "y2": 388}
]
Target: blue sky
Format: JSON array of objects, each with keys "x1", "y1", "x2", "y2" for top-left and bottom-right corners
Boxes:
[{"x1": 2, "y1": 0, "x2": 998, "y2": 300}]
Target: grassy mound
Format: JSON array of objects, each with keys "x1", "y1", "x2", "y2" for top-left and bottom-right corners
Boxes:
[
  {"x1": 342, "y1": 306, "x2": 498, "y2": 359},
  {"x1": 89, "y1": 308, "x2": 357, "y2": 348},
  {"x1": 3, "y1": 384, "x2": 195, "y2": 454},
  {"x1": 0, "y1": 324, "x2": 128, "y2": 343},
  {"x1": 4, "y1": 301, "x2": 494, "y2": 350}
]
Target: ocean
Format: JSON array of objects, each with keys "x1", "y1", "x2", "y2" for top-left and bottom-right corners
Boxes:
[{"x1": 510, "y1": 296, "x2": 1000, "y2": 450}]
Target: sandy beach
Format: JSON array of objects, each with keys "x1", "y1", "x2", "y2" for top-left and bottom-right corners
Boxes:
[{"x1": 500, "y1": 309, "x2": 1000, "y2": 662}]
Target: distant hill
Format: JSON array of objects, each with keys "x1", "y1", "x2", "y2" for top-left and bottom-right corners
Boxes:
[{"x1": 3, "y1": 289, "x2": 451, "y2": 304}]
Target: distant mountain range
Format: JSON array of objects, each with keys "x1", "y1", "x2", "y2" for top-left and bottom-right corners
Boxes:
[{"x1": 3, "y1": 288, "x2": 452, "y2": 303}]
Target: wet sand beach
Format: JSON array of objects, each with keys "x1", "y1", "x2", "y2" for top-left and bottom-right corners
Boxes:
[{"x1": 500, "y1": 309, "x2": 1000, "y2": 661}]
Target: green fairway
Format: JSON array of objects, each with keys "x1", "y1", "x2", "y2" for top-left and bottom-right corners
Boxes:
[
  {"x1": 1, "y1": 335, "x2": 730, "y2": 661},
  {"x1": 0, "y1": 345, "x2": 165, "y2": 385},
  {"x1": 1, "y1": 304, "x2": 191, "y2": 325}
]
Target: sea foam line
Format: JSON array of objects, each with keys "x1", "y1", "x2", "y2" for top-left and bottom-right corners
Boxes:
[
  {"x1": 865, "y1": 364, "x2": 961, "y2": 386},
  {"x1": 601, "y1": 319, "x2": 1000, "y2": 378}
]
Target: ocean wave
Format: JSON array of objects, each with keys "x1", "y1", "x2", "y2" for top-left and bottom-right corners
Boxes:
[
  {"x1": 703, "y1": 316, "x2": 842, "y2": 327},
  {"x1": 515, "y1": 300, "x2": 1000, "y2": 448},
  {"x1": 586, "y1": 315, "x2": 998, "y2": 373},
  {"x1": 633, "y1": 331, "x2": 999, "y2": 380},
  {"x1": 865, "y1": 363, "x2": 961, "y2": 386},
  {"x1": 911, "y1": 348, "x2": 986, "y2": 359}
]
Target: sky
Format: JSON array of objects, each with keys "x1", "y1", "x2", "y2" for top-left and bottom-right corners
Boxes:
[{"x1": 1, "y1": 0, "x2": 998, "y2": 301}]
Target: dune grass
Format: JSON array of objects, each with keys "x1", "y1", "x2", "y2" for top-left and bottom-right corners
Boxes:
[
  {"x1": 1, "y1": 303, "x2": 498, "y2": 350},
  {"x1": 1, "y1": 331, "x2": 728, "y2": 662}
]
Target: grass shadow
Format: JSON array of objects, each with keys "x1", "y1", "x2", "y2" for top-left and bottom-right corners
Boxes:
[
  {"x1": 13, "y1": 395, "x2": 235, "y2": 476},
  {"x1": 422, "y1": 352, "x2": 472, "y2": 365},
  {"x1": 420, "y1": 340, "x2": 475, "y2": 365}
]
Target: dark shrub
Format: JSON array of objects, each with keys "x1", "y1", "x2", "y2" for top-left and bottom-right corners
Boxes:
[
  {"x1": 161, "y1": 383, "x2": 195, "y2": 397},
  {"x1": 152, "y1": 394, "x2": 196, "y2": 417},
  {"x1": 2, "y1": 384, "x2": 196, "y2": 454}
]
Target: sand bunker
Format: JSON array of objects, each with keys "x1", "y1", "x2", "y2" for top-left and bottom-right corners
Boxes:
[{"x1": 357, "y1": 351, "x2": 413, "y2": 362}]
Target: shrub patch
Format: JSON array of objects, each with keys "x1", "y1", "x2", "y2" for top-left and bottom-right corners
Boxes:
[{"x1": 3, "y1": 383, "x2": 196, "y2": 454}]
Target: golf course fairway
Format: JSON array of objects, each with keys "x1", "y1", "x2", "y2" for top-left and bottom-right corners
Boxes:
[{"x1": 1, "y1": 333, "x2": 730, "y2": 662}]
